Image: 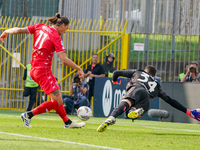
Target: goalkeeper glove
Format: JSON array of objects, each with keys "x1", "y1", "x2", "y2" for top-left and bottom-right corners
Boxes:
[
  {"x1": 186, "y1": 108, "x2": 200, "y2": 121},
  {"x1": 112, "y1": 77, "x2": 121, "y2": 85}
]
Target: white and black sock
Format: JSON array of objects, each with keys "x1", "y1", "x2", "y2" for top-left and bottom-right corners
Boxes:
[{"x1": 110, "y1": 101, "x2": 129, "y2": 118}]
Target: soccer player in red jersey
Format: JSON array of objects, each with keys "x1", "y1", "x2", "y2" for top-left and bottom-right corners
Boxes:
[{"x1": 0, "y1": 13, "x2": 85, "y2": 128}]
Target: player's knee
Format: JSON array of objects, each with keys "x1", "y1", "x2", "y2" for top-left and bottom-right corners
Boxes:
[
  {"x1": 121, "y1": 98, "x2": 134, "y2": 107},
  {"x1": 53, "y1": 98, "x2": 63, "y2": 106},
  {"x1": 58, "y1": 99, "x2": 63, "y2": 105}
]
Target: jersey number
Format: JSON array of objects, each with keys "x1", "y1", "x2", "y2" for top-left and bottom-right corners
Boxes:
[
  {"x1": 138, "y1": 72, "x2": 157, "y2": 92},
  {"x1": 148, "y1": 81, "x2": 157, "y2": 92},
  {"x1": 34, "y1": 30, "x2": 47, "y2": 49},
  {"x1": 137, "y1": 72, "x2": 149, "y2": 82}
]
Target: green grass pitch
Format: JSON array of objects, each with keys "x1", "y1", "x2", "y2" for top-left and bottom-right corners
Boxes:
[{"x1": 0, "y1": 110, "x2": 200, "y2": 150}]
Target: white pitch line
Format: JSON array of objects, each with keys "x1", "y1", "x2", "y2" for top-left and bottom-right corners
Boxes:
[{"x1": 0, "y1": 131, "x2": 123, "y2": 150}]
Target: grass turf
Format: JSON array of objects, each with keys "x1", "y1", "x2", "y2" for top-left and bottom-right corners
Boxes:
[{"x1": 0, "y1": 110, "x2": 200, "y2": 150}]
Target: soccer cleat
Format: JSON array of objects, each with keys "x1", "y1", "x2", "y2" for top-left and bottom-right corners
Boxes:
[
  {"x1": 190, "y1": 109, "x2": 200, "y2": 121},
  {"x1": 127, "y1": 108, "x2": 144, "y2": 119},
  {"x1": 64, "y1": 121, "x2": 85, "y2": 128},
  {"x1": 21, "y1": 113, "x2": 32, "y2": 127},
  {"x1": 97, "y1": 116, "x2": 116, "y2": 132}
]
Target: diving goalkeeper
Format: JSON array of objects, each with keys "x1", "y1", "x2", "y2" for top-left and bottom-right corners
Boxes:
[{"x1": 97, "y1": 65, "x2": 200, "y2": 132}]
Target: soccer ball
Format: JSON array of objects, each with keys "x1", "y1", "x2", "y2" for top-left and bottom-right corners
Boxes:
[{"x1": 77, "y1": 106, "x2": 92, "y2": 121}]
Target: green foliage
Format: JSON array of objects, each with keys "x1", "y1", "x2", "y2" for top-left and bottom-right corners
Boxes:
[
  {"x1": 0, "y1": 110, "x2": 200, "y2": 150},
  {"x1": 130, "y1": 34, "x2": 199, "y2": 61},
  {"x1": 66, "y1": 34, "x2": 199, "y2": 63}
]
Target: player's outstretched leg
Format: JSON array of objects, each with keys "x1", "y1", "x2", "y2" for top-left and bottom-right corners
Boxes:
[
  {"x1": 97, "y1": 116, "x2": 116, "y2": 132},
  {"x1": 21, "y1": 112, "x2": 32, "y2": 127},
  {"x1": 54, "y1": 104, "x2": 85, "y2": 128},
  {"x1": 127, "y1": 108, "x2": 144, "y2": 119},
  {"x1": 64, "y1": 121, "x2": 85, "y2": 128},
  {"x1": 190, "y1": 109, "x2": 200, "y2": 121}
]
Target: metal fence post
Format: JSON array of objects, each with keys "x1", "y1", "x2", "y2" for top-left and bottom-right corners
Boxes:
[
  {"x1": 172, "y1": 0, "x2": 177, "y2": 61},
  {"x1": 144, "y1": 0, "x2": 151, "y2": 64},
  {"x1": 169, "y1": 0, "x2": 177, "y2": 81}
]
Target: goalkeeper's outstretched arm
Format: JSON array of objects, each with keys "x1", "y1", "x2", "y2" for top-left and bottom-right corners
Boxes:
[
  {"x1": 112, "y1": 69, "x2": 136, "y2": 81},
  {"x1": 158, "y1": 88, "x2": 200, "y2": 121}
]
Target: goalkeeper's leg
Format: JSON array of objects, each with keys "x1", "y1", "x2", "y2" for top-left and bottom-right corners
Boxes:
[
  {"x1": 97, "y1": 100, "x2": 132, "y2": 132},
  {"x1": 127, "y1": 96, "x2": 149, "y2": 120},
  {"x1": 97, "y1": 86, "x2": 148, "y2": 132},
  {"x1": 127, "y1": 107, "x2": 144, "y2": 119}
]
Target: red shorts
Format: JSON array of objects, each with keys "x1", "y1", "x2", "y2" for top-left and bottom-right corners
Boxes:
[{"x1": 30, "y1": 67, "x2": 60, "y2": 95}]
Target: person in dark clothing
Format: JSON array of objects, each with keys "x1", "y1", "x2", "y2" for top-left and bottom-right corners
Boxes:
[
  {"x1": 84, "y1": 54, "x2": 104, "y2": 106},
  {"x1": 97, "y1": 65, "x2": 200, "y2": 132},
  {"x1": 23, "y1": 64, "x2": 39, "y2": 111},
  {"x1": 181, "y1": 61, "x2": 200, "y2": 82},
  {"x1": 63, "y1": 73, "x2": 89, "y2": 114},
  {"x1": 102, "y1": 53, "x2": 116, "y2": 77}
]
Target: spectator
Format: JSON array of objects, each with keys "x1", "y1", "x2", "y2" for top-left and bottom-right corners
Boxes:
[
  {"x1": 181, "y1": 61, "x2": 200, "y2": 82},
  {"x1": 84, "y1": 54, "x2": 104, "y2": 106},
  {"x1": 23, "y1": 63, "x2": 39, "y2": 111},
  {"x1": 179, "y1": 64, "x2": 188, "y2": 81},
  {"x1": 63, "y1": 73, "x2": 89, "y2": 114},
  {"x1": 102, "y1": 53, "x2": 116, "y2": 77}
]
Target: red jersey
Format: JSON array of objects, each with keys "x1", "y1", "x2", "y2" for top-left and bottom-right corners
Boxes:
[{"x1": 27, "y1": 24, "x2": 65, "y2": 69}]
